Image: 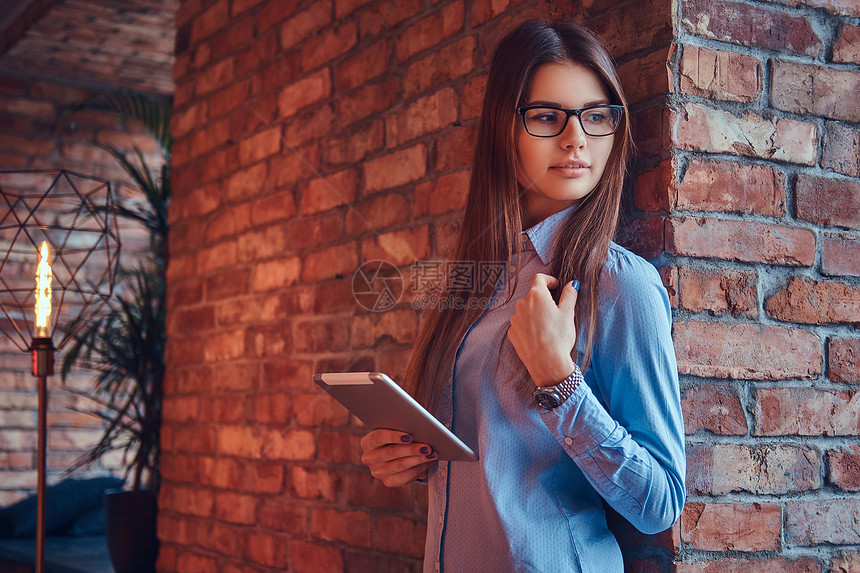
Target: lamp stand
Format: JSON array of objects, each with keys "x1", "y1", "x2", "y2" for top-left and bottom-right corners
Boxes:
[{"x1": 31, "y1": 337, "x2": 53, "y2": 573}]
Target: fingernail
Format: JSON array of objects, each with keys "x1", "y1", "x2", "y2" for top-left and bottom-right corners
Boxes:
[
  {"x1": 419, "y1": 446, "x2": 431, "y2": 455},
  {"x1": 425, "y1": 452, "x2": 437, "y2": 460},
  {"x1": 401, "y1": 434, "x2": 412, "y2": 443},
  {"x1": 571, "y1": 280, "x2": 580, "y2": 292}
]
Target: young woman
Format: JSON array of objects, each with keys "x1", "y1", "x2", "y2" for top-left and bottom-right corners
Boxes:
[{"x1": 360, "y1": 20, "x2": 686, "y2": 572}]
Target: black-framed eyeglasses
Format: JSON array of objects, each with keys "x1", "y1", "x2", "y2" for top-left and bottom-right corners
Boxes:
[{"x1": 516, "y1": 104, "x2": 624, "y2": 137}]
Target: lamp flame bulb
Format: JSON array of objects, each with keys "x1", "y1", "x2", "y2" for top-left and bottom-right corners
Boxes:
[{"x1": 34, "y1": 241, "x2": 52, "y2": 338}]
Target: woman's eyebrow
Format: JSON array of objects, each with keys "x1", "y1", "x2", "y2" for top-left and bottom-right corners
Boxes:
[{"x1": 524, "y1": 98, "x2": 611, "y2": 108}]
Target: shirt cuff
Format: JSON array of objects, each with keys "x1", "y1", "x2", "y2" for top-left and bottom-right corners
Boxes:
[{"x1": 538, "y1": 377, "x2": 619, "y2": 458}]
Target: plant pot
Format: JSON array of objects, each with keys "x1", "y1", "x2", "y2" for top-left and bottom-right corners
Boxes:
[{"x1": 104, "y1": 489, "x2": 159, "y2": 573}]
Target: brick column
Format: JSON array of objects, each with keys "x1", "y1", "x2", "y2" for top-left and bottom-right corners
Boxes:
[{"x1": 641, "y1": 0, "x2": 858, "y2": 569}]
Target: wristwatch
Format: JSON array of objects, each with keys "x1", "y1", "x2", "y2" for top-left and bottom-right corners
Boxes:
[{"x1": 532, "y1": 367, "x2": 583, "y2": 410}]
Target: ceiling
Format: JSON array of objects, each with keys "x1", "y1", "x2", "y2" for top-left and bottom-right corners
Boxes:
[{"x1": 0, "y1": 0, "x2": 176, "y2": 96}]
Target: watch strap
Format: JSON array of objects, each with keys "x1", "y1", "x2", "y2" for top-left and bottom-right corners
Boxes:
[{"x1": 533, "y1": 366, "x2": 583, "y2": 410}]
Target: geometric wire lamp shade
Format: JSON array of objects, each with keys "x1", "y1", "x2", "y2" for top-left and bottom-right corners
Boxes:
[{"x1": 0, "y1": 169, "x2": 121, "y2": 351}]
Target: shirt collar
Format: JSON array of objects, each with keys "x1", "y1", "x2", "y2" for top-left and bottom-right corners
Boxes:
[{"x1": 521, "y1": 204, "x2": 577, "y2": 265}]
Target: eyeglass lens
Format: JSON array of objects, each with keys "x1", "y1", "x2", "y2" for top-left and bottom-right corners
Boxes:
[{"x1": 522, "y1": 106, "x2": 620, "y2": 137}]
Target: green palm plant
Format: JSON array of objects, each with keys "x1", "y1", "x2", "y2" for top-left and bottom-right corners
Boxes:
[{"x1": 60, "y1": 91, "x2": 170, "y2": 494}]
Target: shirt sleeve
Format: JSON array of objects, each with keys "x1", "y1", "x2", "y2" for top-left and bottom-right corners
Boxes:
[{"x1": 537, "y1": 251, "x2": 686, "y2": 535}]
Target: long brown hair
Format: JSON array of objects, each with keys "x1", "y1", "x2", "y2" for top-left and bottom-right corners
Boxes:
[{"x1": 403, "y1": 20, "x2": 632, "y2": 410}]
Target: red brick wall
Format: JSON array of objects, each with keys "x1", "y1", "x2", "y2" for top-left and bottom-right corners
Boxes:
[
  {"x1": 662, "y1": 0, "x2": 860, "y2": 570},
  {"x1": 0, "y1": 74, "x2": 163, "y2": 504},
  {"x1": 162, "y1": 0, "x2": 859, "y2": 571}
]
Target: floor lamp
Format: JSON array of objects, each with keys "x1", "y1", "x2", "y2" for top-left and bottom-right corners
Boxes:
[{"x1": 0, "y1": 170, "x2": 120, "y2": 573}]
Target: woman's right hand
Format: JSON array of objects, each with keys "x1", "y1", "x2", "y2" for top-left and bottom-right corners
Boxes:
[{"x1": 360, "y1": 429, "x2": 437, "y2": 487}]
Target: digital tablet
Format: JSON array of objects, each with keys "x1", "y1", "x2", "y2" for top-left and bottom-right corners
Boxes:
[{"x1": 313, "y1": 372, "x2": 478, "y2": 462}]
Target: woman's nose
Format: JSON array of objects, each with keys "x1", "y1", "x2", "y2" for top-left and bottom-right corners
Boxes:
[{"x1": 560, "y1": 115, "x2": 587, "y2": 149}]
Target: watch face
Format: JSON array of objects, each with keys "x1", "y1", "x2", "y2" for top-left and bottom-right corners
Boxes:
[{"x1": 535, "y1": 391, "x2": 561, "y2": 410}]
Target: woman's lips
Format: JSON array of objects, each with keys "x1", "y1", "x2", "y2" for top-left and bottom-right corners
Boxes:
[{"x1": 550, "y1": 161, "x2": 589, "y2": 177}]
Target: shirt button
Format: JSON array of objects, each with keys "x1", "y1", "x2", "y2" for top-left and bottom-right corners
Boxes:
[
  {"x1": 438, "y1": 514, "x2": 444, "y2": 525},
  {"x1": 440, "y1": 467, "x2": 447, "y2": 477},
  {"x1": 564, "y1": 437, "x2": 573, "y2": 446},
  {"x1": 435, "y1": 561, "x2": 440, "y2": 571}
]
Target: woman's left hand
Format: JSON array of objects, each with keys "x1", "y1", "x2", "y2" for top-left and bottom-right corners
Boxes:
[{"x1": 507, "y1": 273, "x2": 579, "y2": 386}]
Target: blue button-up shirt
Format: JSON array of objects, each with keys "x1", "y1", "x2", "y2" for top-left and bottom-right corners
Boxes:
[{"x1": 423, "y1": 206, "x2": 686, "y2": 573}]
